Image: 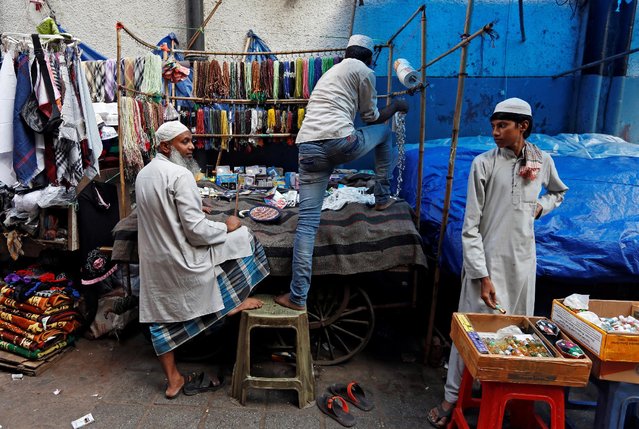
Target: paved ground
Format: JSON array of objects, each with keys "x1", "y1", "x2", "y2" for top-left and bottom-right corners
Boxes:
[{"x1": 0, "y1": 319, "x2": 598, "y2": 429}]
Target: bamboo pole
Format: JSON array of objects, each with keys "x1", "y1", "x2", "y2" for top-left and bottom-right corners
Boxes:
[
  {"x1": 386, "y1": 4, "x2": 425, "y2": 45},
  {"x1": 168, "y1": 95, "x2": 308, "y2": 104},
  {"x1": 425, "y1": 0, "x2": 474, "y2": 363},
  {"x1": 116, "y1": 23, "x2": 127, "y2": 220},
  {"x1": 423, "y1": 23, "x2": 493, "y2": 70},
  {"x1": 193, "y1": 133, "x2": 294, "y2": 138},
  {"x1": 415, "y1": 8, "x2": 427, "y2": 229},
  {"x1": 186, "y1": 0, "x2": 223, "y2": 50},
  {"x1": 386, "y1": 44, "x2": 393, "y2": 107}
]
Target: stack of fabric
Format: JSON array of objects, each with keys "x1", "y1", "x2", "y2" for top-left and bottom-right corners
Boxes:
[{"x1": 0, "y1": 268, "x2": 82, "y2": 360}]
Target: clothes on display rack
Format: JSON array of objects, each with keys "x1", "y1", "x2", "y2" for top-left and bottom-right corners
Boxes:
[
  {"x1": 179, "y1": 105, "x2": 302, "y2": 151},
  {"x1": 189, "y1": 56, "x2": 342, "y2": 101},
  {"x1": 0, "y1": 37, "x2": 102, "y2": 188},
  {"x1": 119, "y1": 96, "x2": 164, "y2": 180}
]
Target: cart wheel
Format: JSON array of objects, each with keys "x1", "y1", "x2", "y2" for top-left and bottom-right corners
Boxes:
[{"x1": 308, "y1": 284, "x2": 375, "y2": 365}]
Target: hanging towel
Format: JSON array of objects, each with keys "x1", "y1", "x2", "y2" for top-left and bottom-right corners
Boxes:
[
  {"x1": 0, "y1": 49, "x2": 17, "y2": 185},
  {"x1": 13, "y1": 53, "x2": 38, "y2": 185}
]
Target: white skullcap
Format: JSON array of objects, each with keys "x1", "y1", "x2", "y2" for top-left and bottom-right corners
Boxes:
[
  {"x1": 493, "y1": 98, "x2": 532, "y2": 116},
  {"x1": 155, "y1": 121, "x2": 190, "y2": 144},
  {"x1": 347, "y1": 34, "x2": 375, "y2": 53}
]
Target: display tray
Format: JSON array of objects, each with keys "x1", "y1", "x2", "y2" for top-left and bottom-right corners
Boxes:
[
  {"x1": 551, "y1": 299, "x2": 639, "y2": 362},
  {"x1": 451, "y1": 313, "x2": 592, "y2": 387}
]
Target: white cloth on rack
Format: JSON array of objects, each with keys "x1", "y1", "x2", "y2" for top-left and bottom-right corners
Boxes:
[
  {"x1": 0, "y1": 49, "x2": 17, "y2": 185},
  {"x1": 75, "y1": 55, "x2": 102, "y2": 180}
]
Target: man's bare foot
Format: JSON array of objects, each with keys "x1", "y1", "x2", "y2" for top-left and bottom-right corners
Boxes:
[
  {"x1": 228, "y1": 297, "x2": 263, "y2": 316},
  {"x1": 165, "y1": 374, "x2": 186, "y2": 399},
  {"x1": 274, "y1": 293, "x2": 306, "y2": 311}
]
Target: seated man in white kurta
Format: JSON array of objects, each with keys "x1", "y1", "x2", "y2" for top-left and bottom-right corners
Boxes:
[
  {"x1": 135, "y1": 121, "x2": 269, "y2": 399},
  {"x1": 427, "y1": 98, "x2": 568, "y2": 428}
]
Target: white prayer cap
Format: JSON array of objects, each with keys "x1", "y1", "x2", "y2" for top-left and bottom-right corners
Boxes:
[
  {"x1": 493, "y1": 98, "x2": 532, "y2": 116},
  {"x1": 155, "y1": 121, "x2": 190, "y2": 144},
  {"x1": 347, "y1": 34, "x2": 375, "y2": 53}
]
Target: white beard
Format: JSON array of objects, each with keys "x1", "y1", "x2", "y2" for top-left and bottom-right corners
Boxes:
[{"x1": 169, "y1": 150, "x2": 201, "y2": 177}]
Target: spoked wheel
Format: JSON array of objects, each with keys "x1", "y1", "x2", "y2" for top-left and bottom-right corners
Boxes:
[{"x1": 307, "y1": 284, "x2": 375, "y2": 365}]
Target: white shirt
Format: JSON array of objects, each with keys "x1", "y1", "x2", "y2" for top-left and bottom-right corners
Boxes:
[{"x1": 295, "y1": 58, "x2": 380, "y2": 144}]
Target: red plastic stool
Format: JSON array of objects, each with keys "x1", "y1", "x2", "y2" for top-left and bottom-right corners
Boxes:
[{"x1": 449, "y1": 368, "x2": 566, "y2": 429}]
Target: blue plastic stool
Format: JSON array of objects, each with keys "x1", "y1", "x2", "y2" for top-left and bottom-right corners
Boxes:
[{"x1": 592, "y1": 379, "x2": 639, "y2": 429}]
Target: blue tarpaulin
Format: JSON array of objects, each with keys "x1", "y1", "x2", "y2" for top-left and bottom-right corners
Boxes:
[
  {"x1": 245, "y1": 30, "x2": 277, "y2": 63},
  {"x1": 57, "y1": 25, "x2": 106, "y2": 61},
  {"x1": 398, "y1": 134, "x2": 639, "y2": 283}
]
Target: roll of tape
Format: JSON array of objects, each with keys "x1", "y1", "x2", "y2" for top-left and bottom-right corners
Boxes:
[{"x1": 394, "y1": 58, "x2": 421, "y2": 89}]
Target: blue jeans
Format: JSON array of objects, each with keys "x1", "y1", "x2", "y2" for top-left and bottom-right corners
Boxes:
[{"x1": 289, "y1": 124, "x2": 392, "y2": 307}]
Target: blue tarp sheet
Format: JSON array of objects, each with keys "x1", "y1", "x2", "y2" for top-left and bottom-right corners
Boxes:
[{"x1": 399, "y1": 133, "x2": 639, "y2": 283}]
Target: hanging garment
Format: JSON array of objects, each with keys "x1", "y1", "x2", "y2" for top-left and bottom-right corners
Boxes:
[
  {"x1": 77, "y1": 181, "x2": 120, "y2": 265},
  {"x1": 75, "y1": 52, "x2": 102, "y2": 180},
  {"x1": 57, "y1": 54, "x2": 84, "y2": 185},
  {"x1": 278, "y1": 61, "x2": 285, "y2": 99},
  {"x1": 133, "y1": 57, "x2": 144, "y2": 92},
  {"x1": 0, "y1": 49, "x2": 17, "y2": 185},
  {"x1": 313, "y1": 56, "x2": 323, "y2": 89},
  {"x1": 104, "y1": 59, "x2": 116, "y2": 102},
  {"x1": 13, "y1": 52, "x2": 38, "y2": 185},
  {"x1": 294, "y1": 58, "x2": 303, "y2": 98},
  {"x1": 123, "y1": 58, "x2": 135, "y2": 90},
  {"x1": 302, "y1": 58, "x2": 310, "y2": 99},
  {"x1": 307, "y1": 57, "x2": 315, "y2": 93}
]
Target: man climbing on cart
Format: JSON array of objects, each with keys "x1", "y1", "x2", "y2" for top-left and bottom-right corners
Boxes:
[{"x1": 276, "y1": 34, "x2": 409, "y2": 311}]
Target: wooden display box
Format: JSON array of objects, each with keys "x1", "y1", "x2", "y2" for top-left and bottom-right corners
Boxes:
[
  {"x1": 551, "y1": 299, "x2": 639, "y2": 362},
  {"x1": 451, "y1": 313, "x2": 591, "y2": 387},
  {"x1": 551, "y1": 299, "x2": 639, "y2": 383}
]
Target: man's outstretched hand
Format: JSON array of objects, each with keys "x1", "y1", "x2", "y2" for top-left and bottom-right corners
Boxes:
[{"x1": 225, "y1": 215, "x2": 242, "y2": 232}]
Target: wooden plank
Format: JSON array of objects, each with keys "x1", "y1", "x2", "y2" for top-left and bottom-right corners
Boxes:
[{"x1": 0, "y1": 346, "x2": 70, "y2": 376}]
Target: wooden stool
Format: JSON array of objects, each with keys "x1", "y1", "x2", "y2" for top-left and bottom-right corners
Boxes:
[
  {"x1": 230, "y1": 294, "x2": 315, "y2": 408},
  {"x1": 449, "y1": 368, "x2": 566, "y2": 429}
]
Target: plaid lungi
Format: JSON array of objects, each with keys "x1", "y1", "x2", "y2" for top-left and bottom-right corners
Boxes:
[{"x1": 149, "y1": 237, "x2": 270, "y2": 356}]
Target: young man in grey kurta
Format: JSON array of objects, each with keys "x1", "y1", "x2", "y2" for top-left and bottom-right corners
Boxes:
[{"x1": 428, "y1": 98, "x2": 568, "y2": 428}]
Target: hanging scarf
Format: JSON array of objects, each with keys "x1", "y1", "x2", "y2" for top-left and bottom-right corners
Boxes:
[
  {"x1": 313, "y1": 56, "x2": 323, "y2": 89},
  {"x1": 519, "y1": 143, "x2": 543, "y2": 180},
  {"x1": 133, "y1": 57, "x2": 145, "y2": 92},
  {"x1": 283, "y1": 61, "x2": 290, "y2": 99},
  {"x1": 123, "y1": 58, "x2": 135, "y2": 90},
  {"x1": 302, "y1": 58, "x2": 310, "y2": 98},
  {"x1": 208, "y1": 60, "x2": 221, "y2": 98},
  {"x1": 307, "y1": 57, "x2": 315, "y2": 93},
  {"x1": 140, "y1": 53, "x2": 163, "y2": 96},
  {"x1": 221, "y1": 61, "x2": 230, "y2": 98},
  {"x1": 104, "y1": 59, "x2": 116, "y2": 102},
  {"x1": 294, "y1": 58, "x2": 303, "y2": 98},
  {"x1": 272, "y1": 60, "x2": 280, "y2": 101},
  {"x1": 244, "y1": 60, "x2": 252, "y2": 98},
  {"x1": 322, "y1": 56, "x2": 334, "y2": 74}
]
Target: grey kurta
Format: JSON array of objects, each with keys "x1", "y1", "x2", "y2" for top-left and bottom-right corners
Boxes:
[
  {"x1": 458, "y1": 146, "x2": 568, "y2": 316},
  {"x1": 135, "y1": 154, "x2": 251, "y2": 323}
]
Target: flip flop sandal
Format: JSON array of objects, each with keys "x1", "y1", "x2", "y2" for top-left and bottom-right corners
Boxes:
[
  {"x1": 427, "y1": 403, "x2": 453, "y2": 428},
  {"x1": 165, "y1": 372, "x2": 197, "y2": 400},
  {"x1": 182, "y1": 371, "x2": 225, "y2": 396},
  {"x1": 329, "y1": 381, "x2": 374, "y2": 411},
  {"x1": 316, "y1": 394, "x2": 356, "y2": 428}
]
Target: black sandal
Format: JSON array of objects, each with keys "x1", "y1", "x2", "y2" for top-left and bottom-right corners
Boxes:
[
  {"x1": 427, "y1": 403, "x2": 453, "y2": 428},
  {"x1": 182, "y1": 371, "x2": 225, "y2": 396},
  {"x1": 317, "y1": 393, "x2": 356, "y2": 427}
]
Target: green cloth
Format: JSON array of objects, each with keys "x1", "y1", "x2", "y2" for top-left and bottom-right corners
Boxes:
[
  {"x1": 0, "y1": 337, "x2": 73, "y2": 360},
  {"x1": 36, "y1": 17, "x2": 60, "y2": 36}
]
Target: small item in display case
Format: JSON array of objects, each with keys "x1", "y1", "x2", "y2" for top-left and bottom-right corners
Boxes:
[
  {"x1": 494, "y1": 303, "x2": 507, "y2": 314},
  {"x1": 249, "y1": 205, "x2": 281, "y2": 223},
  {"x1": 555, "y1": 339, "x2": 586, "y2": 359},
  {"x1": 535, "y1": 319, "x2": 560, "y2": 337},
  {"x1": 216, "y1": 165, "x2": 232, "y2": 175},
  {"x1": 480, "y1": 333, "x2": 552, "y2": 357}
]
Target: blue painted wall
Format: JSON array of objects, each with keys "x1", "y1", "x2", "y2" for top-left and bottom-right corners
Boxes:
[{"x1": 353, "y1": 0, "x2": 639, "y2": 143}]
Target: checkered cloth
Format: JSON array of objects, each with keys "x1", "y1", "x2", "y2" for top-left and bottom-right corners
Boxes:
[
  {"x1": 148, "y1": 236, "x2": 270, "y2": 356},
  {"x1": 519, "y1": 142, "x2": 543, "y2": 180}
]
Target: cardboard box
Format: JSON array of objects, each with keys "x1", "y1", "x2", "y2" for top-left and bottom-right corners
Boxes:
[
  {"x1": 584, "y1": 348, "x2": 639, "y2": 383},
  {"x1": 451, "y1": 313, "x2": 591, "y2": 386},
  {"x1": 551, "y1": 299, "x2": 639, "y2": 362}
]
